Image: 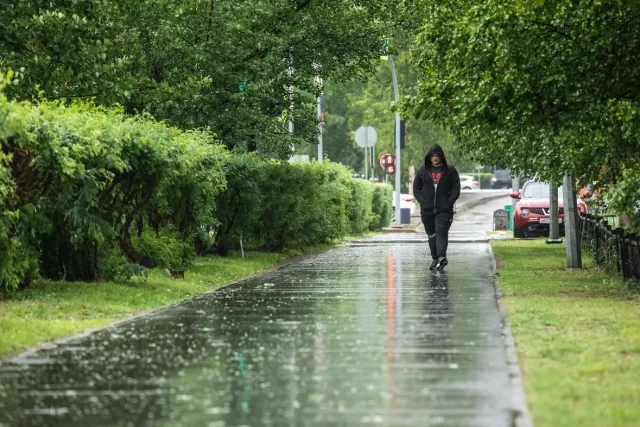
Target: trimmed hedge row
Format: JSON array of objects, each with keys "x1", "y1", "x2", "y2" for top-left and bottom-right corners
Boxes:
[
  {"x1": 0, "y1": 89, "x2": 391, "y2": 291},
  {"x1": 212, "y1": 156, "x2": 392, "y2": 255}
]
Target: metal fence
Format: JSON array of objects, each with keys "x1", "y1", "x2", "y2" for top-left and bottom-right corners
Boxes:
[{"x1": 579, "y1": 213, "x2": 640, "y2": 281}]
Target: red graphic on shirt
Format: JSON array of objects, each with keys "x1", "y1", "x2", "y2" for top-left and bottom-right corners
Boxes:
[{"x1": 431, "y1": 171, "x2": 442, "y2": 184}]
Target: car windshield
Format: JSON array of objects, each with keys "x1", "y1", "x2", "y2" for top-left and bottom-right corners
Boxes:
[{"x1": 522, "y1": 182, "x2": 563, "y2": 199}]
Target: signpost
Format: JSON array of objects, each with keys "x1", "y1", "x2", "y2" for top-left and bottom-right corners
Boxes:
[
  {"x1": 380, "y1": 153, "x2": 396, "y2": 175},
  {"x1": 389, "y1": 55, "x2": 402, "y2": 226},
  {"x1": 355, "y1": 126, "x2": 377, "y2": 180}
]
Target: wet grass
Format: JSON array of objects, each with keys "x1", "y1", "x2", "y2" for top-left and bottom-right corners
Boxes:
[
  {"x1": 492, "y1": 239, "x2": 640, "y2": 427},
  {"x1": 0, "y1": 243, "x2": 339, "y2": 358}
]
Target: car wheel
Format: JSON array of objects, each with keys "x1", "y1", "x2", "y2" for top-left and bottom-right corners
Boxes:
[
  {"x1": 463, "y1": 186, "x2": 471, "y2": 190},
  {"x1": 513, "y1": 227, "x2": 524, "y2": 238}
]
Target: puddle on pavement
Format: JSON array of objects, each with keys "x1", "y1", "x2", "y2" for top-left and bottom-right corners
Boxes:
[{"x1": 0, "y1": 244, "x2": 514, "y2": 427}]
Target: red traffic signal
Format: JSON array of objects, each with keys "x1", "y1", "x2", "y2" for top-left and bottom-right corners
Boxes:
[{"x1": 380, "y1": 153, "x2": 395, "y2": 169}]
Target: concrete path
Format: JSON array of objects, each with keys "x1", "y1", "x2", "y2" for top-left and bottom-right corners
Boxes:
[{"x1": 0, "y1": 195, "x2": 528, "y2": 427}]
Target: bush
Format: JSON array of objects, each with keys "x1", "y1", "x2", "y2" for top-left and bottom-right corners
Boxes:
[
  {"x1": 0, "y1": 74, "x2": 41, "y2": 292},
  {"x1": 212, "y1": 153, "x2": 264, "y2": 256},
  {"x1": 370, "y1": 184, "x2": 393, "y2": 230},
  {"x1": 97, "y1": 244, "x2": 148, "y2": 283},
  {"x1": 214, "y1": 159, "x2": 377, "y2": 253},
  {"x1": 0, "y1": 78, "x2": 390, "y2": 290},
  {"x1": 131, "y1": 228, "x2": 194, "y2": 269},
  {"x1": 257, "y1": 161, "x2": 348, "y2": 251},
  {"x1": 1, "y1": 94, "x2": 226, "y2": 288},
  {"x1": 348, "y1": 179, "x2": 375, "y2": 235}
]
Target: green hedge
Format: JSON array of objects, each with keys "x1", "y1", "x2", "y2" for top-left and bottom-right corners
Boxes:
[
  {"x1": 0, "y1": 82, "x2": 390, "y2": 291},
  {"x1": 0, "y1": 79, "x2": 40, "y2": 291},
  {"x1": 0, "y1": 90, "x2": 227, "y2": 290},
  {"x1": 213, "y1": 156, "x2": 391, "y2": 254},
  {"x1": 371, "y1": 184, "x2": 393, "y2": 231}
]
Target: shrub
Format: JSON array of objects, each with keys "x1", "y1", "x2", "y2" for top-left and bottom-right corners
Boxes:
[
  {"x1": 212, "y1": 153, "x2": 264, "y2": 255},
  {"x1": 0, "y1": 74, "x2": 41, "y2": 292},
  {"x1": 1, "y1": 95, "x2": 226, "y2": 287},
  {"x1": 370, "y1": 184, "x2": 393, "y2": 230},
  {"x1": 214, "y1": 158, "x2": 370, "y2": 253},
  {"x1": 131, "y1": 228, "x2": 194, "y2": 269},
  {"x1": 348, "y1": 179, "x2": 375, "y2": 235}
]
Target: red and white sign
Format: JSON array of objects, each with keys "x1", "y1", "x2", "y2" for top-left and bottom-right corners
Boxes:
[{"x1": 380, "y1": 153, "x2": 395, "y2": 169}]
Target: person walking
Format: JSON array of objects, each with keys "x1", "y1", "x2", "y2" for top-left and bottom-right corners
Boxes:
[{"x1": 413, "y1": 144, "x2": 461, "y2": 270}]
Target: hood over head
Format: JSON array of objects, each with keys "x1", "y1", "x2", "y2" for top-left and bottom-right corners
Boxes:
[{"x1": 425, "y1": 144, "x2": 448, "y2": 168}]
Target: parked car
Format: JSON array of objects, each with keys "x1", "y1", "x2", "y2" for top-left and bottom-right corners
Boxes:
[
  {"x1": 391, "y1": 191, "x2": 416, "y2": 221},
  {"x1": 510, "y1": 181, "x2": 588, "y2": 238},
  {"x1": 491, "y1": 168, "x2": 529, "y2": 189},
  {"x1": 459, "y1": 175, "x2": 480, "y2": 190}
]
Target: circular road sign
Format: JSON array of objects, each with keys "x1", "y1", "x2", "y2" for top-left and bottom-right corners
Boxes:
[
  {"x1": 355, "y1": 126, "x2": 377, "y2": 148},
  {"x1": 380, "y1": 153, "x2": 395, "y2": 169}
]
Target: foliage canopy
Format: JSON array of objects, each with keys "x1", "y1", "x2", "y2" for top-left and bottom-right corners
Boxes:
[
  {"x1": 410, "y1": 0, "x2": 640, "y2": 222},
  {"x1": 1, "y1": 0, "x2": 412, "y2": 158}
]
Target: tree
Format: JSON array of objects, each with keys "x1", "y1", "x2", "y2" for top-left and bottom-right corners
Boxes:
[
  {"x1": 1, "y1": 0, "x2": 413, "y2": 159},
  {"x1": 410, "y1": 0, "x2": 640, "y2": 225},
  {"x1": 296, "y1": 53, "x2": 475, "y2": 191}
]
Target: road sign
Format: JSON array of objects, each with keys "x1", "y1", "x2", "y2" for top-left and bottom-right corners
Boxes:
[
  {"x1": 385, "y1": 165, "x2": 395, "y2": 175},
  {"x1": 380, "y1": 153, "x2": 395, "y2": 169},
  {"x1": 355, "y1": 126, "x2": 377, "y2": 148}
]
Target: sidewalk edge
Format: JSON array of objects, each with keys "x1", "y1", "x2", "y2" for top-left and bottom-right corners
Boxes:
[
  {"x1": 1, "y1": 250, "x2": 325, "y2": 363},
  {"x1": 488, "y1": 244, "x2": 535, "y2": 427}
]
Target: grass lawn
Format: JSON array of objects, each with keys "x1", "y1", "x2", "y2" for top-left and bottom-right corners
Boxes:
[
  {"x1": 492, "y1": 239, "x2": 640, "y2": 427},
  {"x1": 0, "y1": 244, "x2": 338, "y2": 358}
]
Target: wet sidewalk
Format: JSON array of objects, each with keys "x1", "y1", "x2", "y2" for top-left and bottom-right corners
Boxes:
[{"x1": 0, "y1": 241, "x2": 522, "y2": 426}]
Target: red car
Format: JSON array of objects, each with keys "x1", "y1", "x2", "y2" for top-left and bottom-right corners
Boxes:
[{"x1": 510, "y1": 181, "x2": 587, "y2": 238}]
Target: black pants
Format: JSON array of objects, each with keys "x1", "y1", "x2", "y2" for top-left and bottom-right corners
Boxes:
[{"x1": 421, "y1": 211, "x2": 454, "y2": 259}]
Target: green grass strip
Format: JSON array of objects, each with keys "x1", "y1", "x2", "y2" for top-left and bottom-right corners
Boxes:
[
  {"x1": 492, "y1": 239, "x2": 640, "y2": 427},
  {"x1": 0, "y1": 247, "x2": 331, "y2": 358}
]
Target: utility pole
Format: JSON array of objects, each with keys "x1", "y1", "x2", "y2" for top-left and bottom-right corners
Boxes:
[
  {"x1": 287, "y1": 49, "x2": 295, "y2": 162},
  {"x1": 389, "y1": 55, "x2": 402, "y2": 227},
  {"x1": 316, "y1": 76, "x2": 324, "y2": 162},
  {"x1": 563, "y1": 174, "x2": 582, "y2": 269},
  {"x1": 364, "y1": 132, "x2": 368, "y2": 180},
  {"x1": 547, "y1": 181, "x2": 562, "y2": 243}
]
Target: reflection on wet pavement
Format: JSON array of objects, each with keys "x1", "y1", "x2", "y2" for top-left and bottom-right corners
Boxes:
[{"x1": 0, "y1": 243, "x2": 514, "y2": 427}]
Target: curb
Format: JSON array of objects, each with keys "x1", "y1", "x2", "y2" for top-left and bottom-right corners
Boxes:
[
  {"x1": 380, "y1": 226, "x2": 421, "y2": 233},
  {"x1": 488, "y1": 244, "x2": 535, "y2": 427},
  {"x1": 0, "y1": 250, "x2": 325, "y2": 363}
]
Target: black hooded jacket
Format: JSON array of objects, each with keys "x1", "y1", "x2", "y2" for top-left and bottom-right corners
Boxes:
[{"x1": 413, "y1": 144, "x2": 461, "y2": 214}]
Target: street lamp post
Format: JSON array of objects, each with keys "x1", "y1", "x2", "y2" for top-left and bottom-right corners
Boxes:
[
  {"x1": 389, "y1": 55, "x2": 401, "y2": 227},
  {"x1": 316, "y1": 76, "x2": 324, "y2": 162}
]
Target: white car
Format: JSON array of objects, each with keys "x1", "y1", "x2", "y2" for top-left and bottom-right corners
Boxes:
[
  {"x1": 391, "y1": 191, "x2": 416, "y2": 221},
  {"x1": 459, "y1": 175, "x2": 480, "y2": 190}
]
